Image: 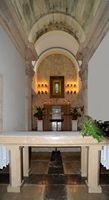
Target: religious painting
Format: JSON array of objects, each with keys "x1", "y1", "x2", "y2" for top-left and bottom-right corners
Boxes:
[{"x1": 50, "y1": 76, "x2": 64, "y2": 98}]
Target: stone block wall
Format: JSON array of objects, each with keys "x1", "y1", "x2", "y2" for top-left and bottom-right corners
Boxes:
[{"x1": 33, "y1": 54, "x2": 83, "y2": 107}]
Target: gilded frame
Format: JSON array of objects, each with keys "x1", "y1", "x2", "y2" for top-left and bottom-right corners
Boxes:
[{"x1": 50, "y1": 76, "x2": 64, "y2": 98}]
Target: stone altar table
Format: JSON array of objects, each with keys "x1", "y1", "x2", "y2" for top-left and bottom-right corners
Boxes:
[{"x1": 0, "y1": 131, "x2": 108, "y2": 193}]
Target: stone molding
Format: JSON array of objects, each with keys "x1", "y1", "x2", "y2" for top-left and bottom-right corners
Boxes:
[{"x1": 28, "y1": 13, "x2": 85, "y2": 44}]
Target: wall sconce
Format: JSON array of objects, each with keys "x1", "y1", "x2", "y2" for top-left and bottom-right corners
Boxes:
[
  {"x1": 66, "y1": 82, "x2": 78, "y2": 94},
  {"x1": 38, "y1": 90, "x2": 48, "y2": 94},
  {"x1": 73, "y1": 90, "x2": 77, "y2": 94},
  {"x1": 37, "y1": 82, "x2": 48, "y2": 94}
]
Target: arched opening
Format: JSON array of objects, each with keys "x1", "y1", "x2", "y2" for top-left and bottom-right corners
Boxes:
[{"x1": 32, "y1": 49, "x2": 83, "y2": 131}]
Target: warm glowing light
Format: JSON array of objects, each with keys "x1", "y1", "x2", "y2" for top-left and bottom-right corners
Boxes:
[
  {"x1": 66, "y1": 81, "x2": 78, "y2": 94},
  {"x1": 73, "y1": 90, "x2": 76, "y2": 94},
  {"x1": 37, "y1": 82, "x2": 48, "y2": 94}
]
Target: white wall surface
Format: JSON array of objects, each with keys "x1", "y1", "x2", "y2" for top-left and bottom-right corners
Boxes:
[
  {"x1": 0, "y1": 26, "x2": 25, "y2": 131},
  {"x1": 88, "y1": 32, "x2": 109, "y2": 121}
]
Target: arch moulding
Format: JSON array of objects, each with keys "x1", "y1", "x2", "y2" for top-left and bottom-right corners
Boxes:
[{"x1": 34, "y1": 47, "x2": 80, "y2": 73}]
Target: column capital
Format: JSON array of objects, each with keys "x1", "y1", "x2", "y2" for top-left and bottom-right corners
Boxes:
[
  {"x1": 77, "y1": 48, "x2": 89, "y2": 67},
  {"x1": 25, "y1": 60, "x2": 34, "y2": 77},
  {"x1": 25, "y1": 46, "x2": 38, "y2": 63},
  {"x1": 79, "y1": 61, "x2": 88, "y2": 81}
]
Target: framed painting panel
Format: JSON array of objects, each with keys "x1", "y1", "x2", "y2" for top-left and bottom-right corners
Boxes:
[{"x1": 50, "y1": 76, "x2": 64, "y2": 98}]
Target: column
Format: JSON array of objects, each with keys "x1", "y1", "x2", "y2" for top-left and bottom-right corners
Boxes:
[
  {"x1": 25, "y1": 61, "x2": 34, "y2": 131},
  {"x1": 81, "y1": 146, "x2": 88, "y2": 177},
  {"x1": 7, "y1": 145, "x2": 21, "y2": 193},
  {"x1": 79, "y1": 59, "x2": 88, "y2": 114},
  {"x1": 0, "y1": 74, "x2": 3, "y2": 130},
  {"x1": 87, "y1": 145, "x2": 102, "y2": 193},
  {"x1": 23, "y1": 146, "x2": 29, "y2": 177},
  {"x1": 24, "y1": 61, "x2": 34, "y2": 177}
]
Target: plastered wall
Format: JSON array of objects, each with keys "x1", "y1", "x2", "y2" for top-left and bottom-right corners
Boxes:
[
  {"x1": 88, "y1": 32, "x2": 109, "y2": 121},
  {"x1": 0, "y1": 26, "x2": 25, "y2": 131}
]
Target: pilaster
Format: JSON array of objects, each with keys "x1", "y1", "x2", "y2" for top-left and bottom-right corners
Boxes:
[
  {"x1": 25, "y1": 60, "x2": 34, "y2": 131},
  {"x1": 24, "y1": 60, "x2": 34, "y2": 178},
  {"x1": 79, "y1": 59, "x2": 88, "y2": 115},
  {"x1": 0, "y1": 74, "x2": 3, "y2": 130}
]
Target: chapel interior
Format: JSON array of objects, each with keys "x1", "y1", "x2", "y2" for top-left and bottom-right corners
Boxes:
[{"x1": 0, "y1": 0, "x2": 109, "y2": 200}]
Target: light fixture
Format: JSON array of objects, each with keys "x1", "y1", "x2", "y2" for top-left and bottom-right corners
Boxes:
[
  {"x1": 73, "y1": 90, "x2": 77, "y2": 94},
  {"x1": 37, "y1": 82, "x2": 48, "y2": 94},
  {"x1": 66, "y1": 82, "x2": 78, "y2": 94}
]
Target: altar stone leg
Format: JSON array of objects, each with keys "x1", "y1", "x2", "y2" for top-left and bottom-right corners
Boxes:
[
  {"x1": 81, "y1": 146, "x2": 88, "y2": 177},
  {"x1": 87, "y1": 145, "x2": 102, "y2": 193},
  {"x1": 7, "y1": 145, "x2": 21, "y2": 193},
  {"x1": 23, "y1": 146, "x2": 29, "y2": 177}
]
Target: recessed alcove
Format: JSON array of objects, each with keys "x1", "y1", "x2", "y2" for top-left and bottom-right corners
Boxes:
[{"x1": 32, "y1": 53, "x2": 83, "y2": 130}]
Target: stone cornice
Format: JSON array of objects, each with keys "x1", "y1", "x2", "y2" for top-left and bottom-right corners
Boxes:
[{"x1": 0, "y1": 0, "x2": 37, "y2": 62}]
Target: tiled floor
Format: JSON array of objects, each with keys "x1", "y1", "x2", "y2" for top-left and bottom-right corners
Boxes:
[
  {"x1": 1, "y1": 184, "x2": 109, "y2": 200},
  {"x1": 0, "y1": 151, "x2": 109, "y2": 200}
]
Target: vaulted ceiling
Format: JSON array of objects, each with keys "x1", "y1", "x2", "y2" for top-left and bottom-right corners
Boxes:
[
  {"x1": 0, "y1": 0, "x2": 109, "y2": 62},
  {"x1": 10, "y1": 0, "x2": 101, "y2": 44}
]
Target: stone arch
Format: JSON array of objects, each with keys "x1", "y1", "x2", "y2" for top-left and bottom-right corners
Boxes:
[
  {"x1": 32, "y1": 48, "x2": 81, "y2": 95},
  {"x1": 34, "y1": 47, "x2": 80, "y2": 73},
  {"x1": 28, "y1": 13, "x2": 85, "y2": 44}
]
